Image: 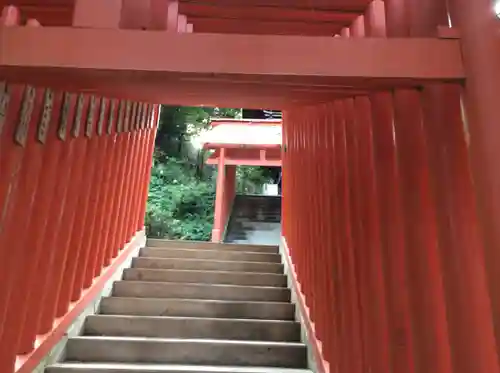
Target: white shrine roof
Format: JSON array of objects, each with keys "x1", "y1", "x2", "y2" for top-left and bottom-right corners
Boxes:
[{"x1": 200, "y1": 119, "x2": 282, "y2": 147}]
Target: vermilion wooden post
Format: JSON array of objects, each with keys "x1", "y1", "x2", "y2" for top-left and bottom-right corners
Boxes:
[
  {"x1": 98, "y1": 99, "x2": 121, "y2": 268},
  {"x1": 0, "y1": 83, "x2": 25, "y2": 356},
  {"x1": 125, "y1": 102, "x2": 142, "y2": 234},
  {"x1": 313, "y1": 106, "x2": 328, "y2": 353},
  {"x1": 136, "y1": 104, "x2": 159, "y2": 231},
  {"x1": 212, "y1": 147, "x2": 226, "y2": 242},
  {"x1": 301, "y1": 108, "x2": 314, "y2": 331},
  {"x1": 370, "y1": 90, "x2": 415, "y2": 373},
  {"x1": 314, "y1": 105, "x2": 332, "y2": 360},
  {"x1": 107, "y1": 100, "x2": 130, "y2": 260},
  {"x1": 409, "y1": 0, "x2": 499, "y2": 371},
  {"x1": 385, "y1": 1, "x2": 453, "y2": 372},
  {"x1": 124, "y1": 103, "x2": 143, "y2": 239},
  {"x1": 17, "y1": 91, "x2": 75, "y2": 351},
  {"x1": 112, "y1": 103, "x2": 134, "y2": 253},
  {"x1": 128, "y1": 104, "x2": 148, "y2": 236},
  {"x1": 37, "y1": 93, "x2": 91, "y2": 333},
  {"x1": 445, "y1": 4, "x2": 500, "y2": 361},
  {"x1": 319, "y1": 104, "x2": 339, "y2": 371},
  {"x1": 355, "y1": 6, "x2": 391, "y2": 373},
  {"x1": 349, "y1": 18, "x2": 374, "y2": 373},
  {"x1": 121, "y1": 105, "x2": 143, "y2": 243},
  {"x1": 354, "y1": 91, "x2": 390, "y2": 373},
  {"x1": 45, "y1": 95, "x2": 96, "y2": 322},
  {"x1": 365, "y1": 2, "x2": 415, "y2": 372},
  {"x1": 29, "y1": 92, "x2": 78, "y2": 336},
  {"x1": 125, "y1": 103, "x2": 143, "y2": 238},
  {"x1": 12, "y1": 89, "x2": 62, "y2": 353},
  {"x1": 392, "y1": 88, "x2": 452, "y2": 373},
  {"x1": 111, "y1": 102, "x2": 135, "y2": 255},
  {"x1": 56, "y1": 97, "x2": 108, "y2": 316},
  {"x1": 91, "y1": 98, "x2": 122, "y2": 278},
  {"x1": 344, "y1": 96, "x2": 366, "y2": 373},
  {"x1": 326, "y1": 103, "x2": 345, "y2": 373},
  {"x1": 333, "y1": 99, "x2": 361, "y2": 373},
  {"x1": 70, "y1": 97, "x2": 111, "y2": 301},
  {"x1": 60, "y1": 99, "x2": 116, "y2": 310},
  {"x1": 84, "y1": 100, "x2": 125, "y2": 286},
  {"x1": 0, "y1": 85, "x2": 43, "y2": 371}
]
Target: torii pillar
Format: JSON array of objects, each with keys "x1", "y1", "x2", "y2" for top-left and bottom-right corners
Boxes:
[{"x1": 212, "y1": 148, "x2": 236, "y2": 242}]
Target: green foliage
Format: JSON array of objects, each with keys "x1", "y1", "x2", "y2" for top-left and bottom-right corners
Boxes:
[
  {"x1": 145, "y1": 152, "x2": 215, "y2": 241},
  {"x1": 145, "y1": 105, "x2": 272, "y2": 241},
  {"x1": 236, "y1": 166, "x2": 274, "y2": 194}
]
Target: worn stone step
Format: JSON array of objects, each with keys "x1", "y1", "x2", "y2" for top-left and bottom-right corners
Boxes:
[
  {"x1": 132, "y1": 257, "x2": 283, "y2": 274},
  {"x1": 84, "y1": 315, "x2": 301, "y2": 342},
  {"x1": 113, "y1": 281, "x2": 290, "y2": 303},
  {"x1": 99, "y1": 298, "x2": 295, "y2": 320},
  {"x1": 146, "y1": 239, "x2": 279, "y2": 254},
  {"x1": 48, "y1": 363, "x2": 312, "y2": 373},
  {"x1": 140, "y1": 247, "x2": 281, "y2": 263},
  {"x1": 123, "y1": 269, "x2": 287, "y2": 287},
  {"x1": 65, "y1": 337, "x2": 307, "y2": 368}
]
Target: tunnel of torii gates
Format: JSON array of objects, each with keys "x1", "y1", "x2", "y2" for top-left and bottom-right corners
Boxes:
[
  {"x1": 201, "y1": 118, "x2": 282, "y2": 242},
  {"x1": 1, "y1": 0, "x2": 500, "y2": 372}
]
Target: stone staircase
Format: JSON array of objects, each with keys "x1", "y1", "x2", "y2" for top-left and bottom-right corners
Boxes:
[
  {"x1": 225, "y1": 196, "x2": 281, "y2": 245},
  {"x1": 46, "y1": 240, "x2": 311, "y2": 373}
]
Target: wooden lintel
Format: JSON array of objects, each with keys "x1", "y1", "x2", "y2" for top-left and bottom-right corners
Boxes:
[
  {"x1": 0, "y1": 28, "x2": 464, "y2": 81},
  {"x1": 207, "y1": 157, "x2": 282, "y2": 167}
]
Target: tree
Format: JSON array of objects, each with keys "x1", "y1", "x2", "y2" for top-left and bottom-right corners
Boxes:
[{"x1": 145, "y1": 105, "x2": 273, "y2": 241}]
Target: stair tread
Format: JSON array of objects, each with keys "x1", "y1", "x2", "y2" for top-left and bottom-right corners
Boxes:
[
  {"x1": 146, "y1": 240, "x2": 279, "y2": 253},
  {"x1": 70, "y1": 336, "x2": 305, "y2": 346},
  {"x1": 102, "y1": 296, "x2": 293, "y2": 306},
  {"x1": 143, "y1": 247, "x2": 280, "y2": 256},
  {"x1": 49, "y1": 363, "x2": 311, "y2": 372},
  {"x1": 88, "y1": 315, "x2": 297, "y2": 325},
  {"x1": 124, "y1": 268, "x2": 285, "y2": 278},
  {"x1": 135, "y1": 257, "x2": 282, "y2": 266},
  {"x1": 116, "y1": 281, "x2": 288, "y2": 291}
]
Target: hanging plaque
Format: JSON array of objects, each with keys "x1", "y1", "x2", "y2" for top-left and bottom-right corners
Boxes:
[
  {"x1": 147, "y1": 104, "x2": 153, "y2": 129},
  {"x1": 97, "y1": 97, "x2": 107, "y2": 136},
  {"x1": 15, "y1": 85, "x2": 36, "y2": 146},
  {"x1": 129, "y1": 102, "x2": 137, "y2": 131},
  {"x1": 141, "y1": 103, "x2": 148, "y2": 130},
  {"x1": 117, "y1": 100, "x2": 125, "y2": 133},
  {"x1": 58, "y1": 92, "x2": 72, "y2": 140},
  {"x1": 124, "y1": 100, "x2": 132, "y2": 132},
  {"x1": 37, "y1": 88, "x2": 54, "y2": 144},
  {"x1": 0, "y1": 82, "x2": 10, "y2": 136},
  {"x1": 135, "y1": 103, "x2": 143, "y2": 130},
  {"x1": 85, "y1": 95, "x2": 97, "y2": 137},
  {"x1": 72, "y1": 94, "x2": 85, "y2": 138},
  {"x1": 108, "y1": 99, "x2": 116, "y2": 135}
]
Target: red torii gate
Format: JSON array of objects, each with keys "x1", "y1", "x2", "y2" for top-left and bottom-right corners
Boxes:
[
  {"x1": 201, "y1": 118, "x2": 282, "y2": 242},
  {"x1": 1, "y1": 1, "x2": 500, "y2": 373}
]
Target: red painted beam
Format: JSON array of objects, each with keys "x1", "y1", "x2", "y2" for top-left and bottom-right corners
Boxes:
[
  {"x1": 204, "y1": 143, "x2": 281, "y2": 150},
  {"x1": 207, "y1": 157, "x2": 281, "y2": 167},
  {"x1": 179, "y1": 0, "x2": 370, "y2": 12},
  {"x1": 0, "y1": 29, "x2": 465, "y2": 86},
  {"x1": 179, "y1": 3, "x2": 357, "y2": 23},
  {"x1": 187, "y1": 17, "x2": 342, "y2": 36}
]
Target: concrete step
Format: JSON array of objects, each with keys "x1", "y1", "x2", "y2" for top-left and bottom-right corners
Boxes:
[
  {"x1": 146, "y1": 239, "x2": 278, "y2": 254},
  {"x1": 99, "y1": 298, "x2": 295, "y2": 320},
  {"x1": 48, "y1": 363, "x2": 312, "y2": 373},
  {"x1": 140, "y1": 247, "x2": 281, "y2": 264},
  {"x1": 132, "y1": 257, "x2": 283, "y2": 274},
  {"x1": 123, "y1": 269, "x2": 287, "y2": 288},
  {"x1": 65, "y1": 336, "x2": 307, "y2": 368},
  {"x1": 84, "y1": 315, "x2": 301, "y2": 342},
  {"x1": 113, "y1": 281, "x2": 291, "y2": 303}
]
